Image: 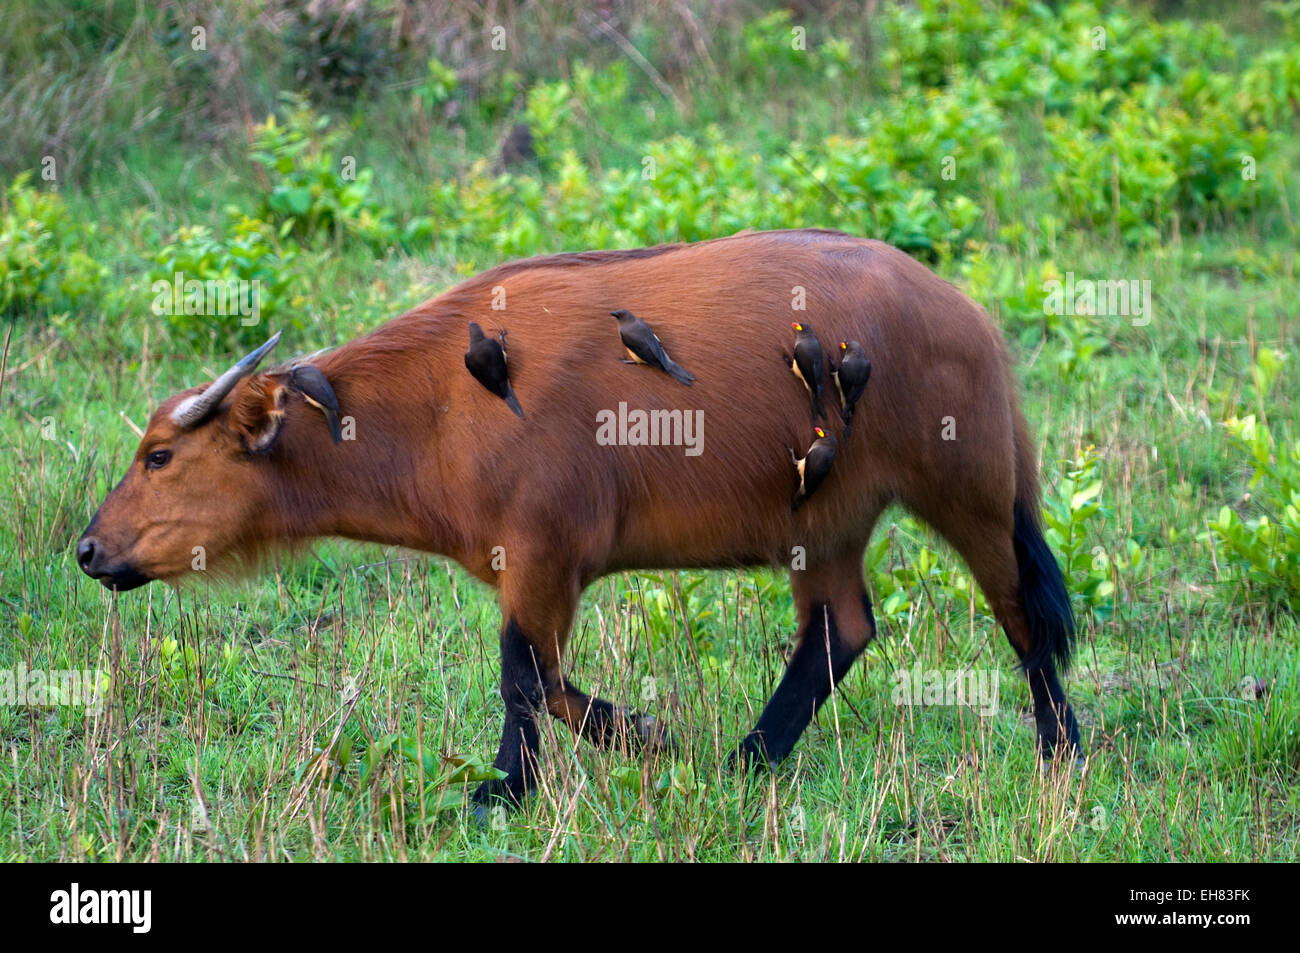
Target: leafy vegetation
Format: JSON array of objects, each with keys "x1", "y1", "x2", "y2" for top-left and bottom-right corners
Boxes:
[
  {"x1": 249, "y1": 95, "x2": 396, "y2": 251},
  {"x1": 1, "y1": 172, "x2": 105, "y2": 316},
  {"x1": 149, "y1": 218, "x2": 303, "y2": 349}
]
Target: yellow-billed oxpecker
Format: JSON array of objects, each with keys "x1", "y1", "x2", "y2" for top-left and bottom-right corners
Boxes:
[
  {"x1": 789, "y1": 427, "x2": 837, "y2": 512},
  {"x1": 290, "y1": 363, "x2": 345, "y2": 443},
  {"x1": 832, "y1": 339, "x2": 871, "y2": 443},
  {"x1": 465, "y1": 321, "x2": 525, "y2": 419},
  {"x1": 611, "y1": 309, "x2": 695, "y2": 385},
  {"x1": 788, "y1": 321, "x2": 827, "y2": 421}
]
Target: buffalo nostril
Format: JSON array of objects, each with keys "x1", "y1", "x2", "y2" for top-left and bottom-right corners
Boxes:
[{"x1": 77, "y1": 537, "x2": 97, "y2": 572}]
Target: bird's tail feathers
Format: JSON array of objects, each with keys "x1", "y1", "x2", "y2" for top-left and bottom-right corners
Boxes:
[
  {"x1": 505, "y1": 387, "x2": 526, "y2": 420},
  {"x1": 666, "y1": 361, "x2": 695, "y2": 385}
]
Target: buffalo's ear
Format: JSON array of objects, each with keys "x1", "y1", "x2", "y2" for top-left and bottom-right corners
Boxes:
[{"x1": 228, "y1": 374, "x2": 289, "y2": 454}]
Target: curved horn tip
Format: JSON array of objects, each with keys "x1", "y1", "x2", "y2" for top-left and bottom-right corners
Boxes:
[{"x1": 239, "y1": 329, "x2": 282, "y2": 369}]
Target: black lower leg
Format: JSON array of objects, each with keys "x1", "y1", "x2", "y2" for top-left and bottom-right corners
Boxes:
[
  {"x1": 732, "y1": 601, "x2": 865, "y2": 770},
  {"x1": 472, "y1": 617, "x2": 548, "y2": 808},
  {"x1": 566, "y1": 684, "x2": 621, "y2": 746},
  {"x1": 1025, "y1": 663, "x2": 1080, "y2": 760},
  {"x1": 561, "y1": 680, "x2": 672, "y2": 752}
]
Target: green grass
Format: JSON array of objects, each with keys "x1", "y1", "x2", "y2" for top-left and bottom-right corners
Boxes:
[{"x1": 1, "y1": 0, "x2": 1298, "y2": 861}]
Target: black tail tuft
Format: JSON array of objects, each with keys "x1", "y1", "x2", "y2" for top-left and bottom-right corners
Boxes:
[{"x1": 1012, "y1": 500, "x2": 1075, "y2": 675}]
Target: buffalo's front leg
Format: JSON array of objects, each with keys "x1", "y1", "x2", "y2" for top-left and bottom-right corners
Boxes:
[
  {"x1": 470, "y1": 630, "x2": 673, "y2": 814},
  {"x1": 548, "y1": 679, "x2": 675, "y2": 755},
  {"x1": 469, "y1": 558, "x2": 674, "y2": 815},
  {"x1": 470, "y1": 562, "x2": 579, "y2": 813},
  {"x1": 470, "y1": 615, "x2": 556, "y2": 810}
]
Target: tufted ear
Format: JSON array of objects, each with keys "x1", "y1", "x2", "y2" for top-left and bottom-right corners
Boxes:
[{"x1": 228, "y1": 374, "x2": 289, "y2": 454}]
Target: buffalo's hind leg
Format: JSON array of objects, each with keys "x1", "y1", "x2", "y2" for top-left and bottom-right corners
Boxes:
[
  {"x1": 918, "y1": 501, "x2": 1081, "y2": 763},
  {"x1": 731, "y1": 546, "x2": 877, "y2": 771}
]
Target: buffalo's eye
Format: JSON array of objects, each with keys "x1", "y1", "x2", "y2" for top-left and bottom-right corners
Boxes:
[{"x1": 145, "y1": 449, "x2": 172, "y2": 471}]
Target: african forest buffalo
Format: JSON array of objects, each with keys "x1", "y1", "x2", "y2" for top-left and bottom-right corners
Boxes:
[{"x1": 78, "y1": 228, "x2": 1080, "y2": 810}]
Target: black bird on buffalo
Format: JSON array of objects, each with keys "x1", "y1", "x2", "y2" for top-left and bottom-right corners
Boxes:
[
  {"x1": 465, "y1": 321, "x2": 525, "y2": 419},
  {"x1": 289, "y1": 364, "x2": 344, "y2": 443},
  {"x1": 832, "y1": 340, "x2": 872, "y2": 443},
  {"x1": 787, "y1": 321, "x2": 827, "y2": 421},
  {"x1": 611, "y1": 309, "x2": 695, "y2": 385},
  {"x1": 789, "y1": 427, "x2": 837, "y2": 512}
]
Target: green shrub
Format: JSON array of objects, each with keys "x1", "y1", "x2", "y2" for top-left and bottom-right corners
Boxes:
[
  {"x1": 249, "y1": 95, "x2": 396, "y2": 250},
  {"x1": 636, "y1": 572, "x2": 723, "y2": 657},
  {"x1": 1042, "y1": 447, "x2": 1144, "y2": 620},
  {"x1": 149, "y1": 216, "x2": 302, "y2": 349},
  {"x1": 877, "y1": 0, "x2": 1234, "y2": 104},
  {"x1": 425, "y1": 126, "x2": 982, "y2": 263},
  {"x1": 961, "y1": 252, "x2": 1054, "y2": 340},
  {"x1": 1164, "y1": 104, "x2": 1269, "y2": 218},
  {"x1": 517, "y1": 65, "x2": 633, "y2": 167},
  {"x1": 865, "y1": 519, "x2": 987, "y2": 626},
  {"x1": 414, "y1": 57, "x2": 459, "y2": 114},
  {"x1": 1047, "y1": 89, "x2": 1270, "y2": 243},
  {"x1": 521, "y1": 77, "x2": 575, "y2": 164},
  {"x1": 1046, "y1": 102, "x2": 1179, "y2": 246},
  {"x1": 1205, "y1": 412, "x2": 1300, "y2": 613},
  {"x1": 877, "y1": 0, "x2": 996, "y2": 92},
  {"x1": 960, "y1": 255, "x2": 1111, "y2": 384},
  {"x1": 0, "y1": 172, "x2": 106, "y2": 316},
  {"x1": 855, "y1": 75, "x2": 1008, "y2": 194},
  {"x1": 741, "y1": 9, "x2": 808, "y2": 72},
  {"x1": 1235, "y1": 45, "x2": 1300, "y2": 130}
]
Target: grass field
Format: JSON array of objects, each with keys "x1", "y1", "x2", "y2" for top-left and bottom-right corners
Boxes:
[{"x1": 2, "y1": 0, "x2": 1298, "y2": 862}]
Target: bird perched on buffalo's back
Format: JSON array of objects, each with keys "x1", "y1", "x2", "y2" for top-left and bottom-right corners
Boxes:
[
  {"x1": 832, "y1": 340, "x2": 871, "y2": 443},
  {"x1": 611, "y1": 309, "x2": 695, "y2": 385},
  {"x1": 787, "y1": 322, "x2": 827, "y2": 421},
  {"x1": 464, "y1": 321, "x2": 525, "y2": 419},
  {"x1": 789, "y1": 427, "x2": 837, "y2": 512}
]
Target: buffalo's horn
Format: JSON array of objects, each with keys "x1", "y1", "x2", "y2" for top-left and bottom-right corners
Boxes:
[
  {"x1": 172, "y1": 331, "x2": 283, "y2": 428},
  {"x1": 290, "y1": 363, "x2": 343, "y2": 444}
]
